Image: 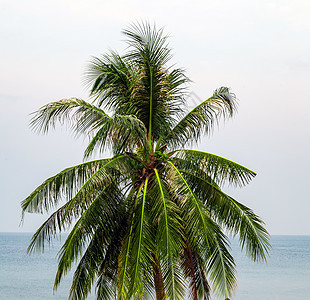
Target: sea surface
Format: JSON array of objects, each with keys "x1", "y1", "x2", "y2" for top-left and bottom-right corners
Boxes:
[{"x1": 0, "y1": 233, "x2": 309, "y2": 299}]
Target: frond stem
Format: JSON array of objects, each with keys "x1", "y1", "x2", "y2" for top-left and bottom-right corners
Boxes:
[{"x1": 119, "y1": 182, "x2": 144, "y2": 298}]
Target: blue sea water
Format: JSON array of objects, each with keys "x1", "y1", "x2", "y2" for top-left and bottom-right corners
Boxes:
[{"x1": 0, "y1": 233, "x2": 309, "y2": 299}]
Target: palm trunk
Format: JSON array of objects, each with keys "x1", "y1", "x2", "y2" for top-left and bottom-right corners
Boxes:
[{"x1": 152, "y1": 254, "x2": 166, "y2": 300}]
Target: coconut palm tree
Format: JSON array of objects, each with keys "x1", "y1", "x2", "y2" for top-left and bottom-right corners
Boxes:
[{"x1": 21, "y1": 22, "x2": 270, "y2": 300}]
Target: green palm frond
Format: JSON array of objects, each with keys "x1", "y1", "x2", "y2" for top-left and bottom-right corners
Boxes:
[
  {"x1": 126, "y1": 177, "x2": 155, "y2": 298},
  {"x1": 94, "y1": 223, "x2": 126, "y2": 300},
  {"x1": 123, "y1": 21, "x2": 172, "y2": 69},
  {"x1": 23, "y1": 155, "x2": 134, "y2": 257},
  {"x1": 21, "y1": 158, "x2": 110, "y2": 215},
  {"x1": 180, "y1": 169, "x2": 269, "y2": 262},
  {"x1": 162, "y1": 87, "x2": 237, "y2": 148},
  {"x1": 54, "y1": 182, "x2": 124, "y2": 290},
  {"x1": 30, "y1": 98, "x2": 148, "y2": 158},
  {"x1": 122, "y1": 21, "x2": 188, "y2": 144},
  {"x1": 84, "y1": 114, "x2": 148, "y2": 158},
  {"x1": 27, "y1": 201, "x2": 75, "y2": 254},
  {"x1": 69, "y1": 207, "x2": 127, "y2": 300},
  {"x1": 152, "y1": 169, "x2": 185, "y2": 299},
  {"x1": 167, "y1": 160, "x2": 237, "y2": 298},
  {"x1": 21, "y1": 155, "x2": 130, "y2": 216},
  {"x1": 30, "y1": 98, "x2": 110, "y2": 135},
  {"x1": 118, "y1": 183, "x2": 144, "y2": 299},
  {"x1": 206, "y1": 231, "x2": 236, "y2": 298},
  {"x1": 86, "y1": 51, "x2": 135, "y2": 110},
  {"x1": 182, "y1": 243, "x2": 211, "y2": 300},
  {"x1": 172, "y1": 149, "x2": 256, "y2": 187},
  {"x1": 68, "y1": 229, "x2": 105, "y2": 300},
  {"x1": 228, "y1": 198, "x2": 270, "y2": 262}
]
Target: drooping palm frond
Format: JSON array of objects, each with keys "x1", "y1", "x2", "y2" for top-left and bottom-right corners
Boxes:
[
  {"x1": 68, "y1": 228, "x2": 109, "y2": 300},
  {"x1": 26, "y1": 178, "x2": 121, "y2": 256},
  {"x1": 94, "y1": 237, "x2": 121, "y2": 300},
  {"x1": 83, "y1": 114, "x2": 148, "y2": 158},
  {"x1": 181, "y1": 243, "x2": 211, "y2": 300},
  {"x1": 21, "y1": 155, "x2": 130, "y2": 216},
  {"x1": 162, "y1": 87, "x2": 237, "y2": 149},
  {"x1": 126, "y1": 177, "x2": 154, "y2": 298},
  {"x1": 166, "y1": 160, "x2": 237, "y2": 298},
  {"x1": 68, "y1": 199, "x2": 128, "y2": 300},
  {"x1": 30, "y1": 98, "x2": 110, "y2": 135},
  {"x1": 54, "y1": 182, "x2": 125, "y2": 291},
  {"x1": 172, "y1": 149, "x2": 256, "y2": 187},
  {"x1": 180, "y1": 168, "x2": 270, "y2": 263},
  {"x1": 21, "y1": 158, "x2": 110, "y2": 215},
  {"x1": 95, "y1": 190, "x2": 140, "y2": 300},
  {"x1": 118, "y1": 183, "x2": 147, "y2": 299},
  {"x1": 23, "y1": 155, "x2": 135, "y2": 257},
  {"x1": 205, "y1": 231, "x2": 236, "y2": 299},
  {"x1": 152, "y1": 169, "x2": 185, "y2": 299},
  {"x1": 26, "y1": 201, "x2": 75, "y2": 254},
  {"x1": 30, "y1": 98, "x2": 148, "y2": 157}
]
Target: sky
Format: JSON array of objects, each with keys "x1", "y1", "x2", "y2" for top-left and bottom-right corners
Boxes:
[{"x1": 0, "y1": 0, "x2": 309, "y2": 235}]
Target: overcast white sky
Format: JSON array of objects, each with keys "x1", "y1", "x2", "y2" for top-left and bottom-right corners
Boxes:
[{"x1": 0, "y1": 0, "x2": 309, "y2": 234}]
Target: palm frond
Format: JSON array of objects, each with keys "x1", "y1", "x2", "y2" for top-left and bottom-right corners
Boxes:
[
  {"x1": 25, "y1": 155, "x2": 133, "y2": 257},
  {"x1": 54, "y1": 182, "x2": 124, "y2": 291},
  {"x1": 95, "y1": 224, "x2": 126, "y2": 300},
  {"x1": 30, "y1": 98, "x2": 148, "y2": 158},
  {"x1": 68, "y1": 229, "x2": 105, "y2": 300},
  {"x1": 85, "y1": 51, "x2": 135, "y2": 110},
  {"x1": 162, "y1": 87, "x2": 237, "y2": 148},
  {"x1": 30, "y1": 98, "x2": 110, "y2": 136},
  {"x1": 206, "y1": 231, "x2": 236, "y2": 299},
  {"x1": 69, "y1": 205, "x2": 127, "y2": 300},
  {"x1": 122, "y1": 22, "x2": 188, "y2": 143},
  {"x1": 153, "y1": 169, "x2": 185, "y2": 299},
  {"x1": 172, "y1": 149, "x2": 256, "y2": 187},
  {"x1": 21, "y1": 158, "x2": 110, "y2": 215},
  {"x1": 123, "y1": 21, "x2": 172, "y2": 68},
  {"x1": 22, "y1": 155, "x2": 130, "y2": 218},
  {"x1": 167, "y1": 160, "x2": 237, "y2": 298},
  {"x1": 27, "y1": 201, "x2": 74, "y2": 254},
  {"x1": 118, "y1": 183, "x2": 144, "y2": 299},
  {"x1": 182, "y1": 243, "x2": 211, "y2": 300},
  {"x1": 84, "y1": 114, "x2": 148, "y2": 158},
  {"x1": 180, "y1": 168, "x2": 270, "y2": 262},
  {"x1": 127, "y1": 177, "x2": 154, "y2": 297}
]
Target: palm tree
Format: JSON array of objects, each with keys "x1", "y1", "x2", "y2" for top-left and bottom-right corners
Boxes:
[{"x1": 21, "y1": 22, "x2": 270, "y2": 300}]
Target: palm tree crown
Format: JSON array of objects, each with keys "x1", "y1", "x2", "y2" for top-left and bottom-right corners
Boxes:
[{"x1": 22, "y1": 22, "x2": 270, "y2": 300}]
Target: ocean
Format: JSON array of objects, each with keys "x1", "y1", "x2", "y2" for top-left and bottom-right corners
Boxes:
[{"x1": 0, "y1": 233, "x2": 309, "y2": 299}]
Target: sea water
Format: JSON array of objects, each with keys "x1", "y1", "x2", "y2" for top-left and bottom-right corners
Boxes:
[
  {"x1": 0, "y1": 233, "x2": 309, "y2": 299},
  {"x1": 231, "y1": 235, "x2": 310, "y2": 299}
]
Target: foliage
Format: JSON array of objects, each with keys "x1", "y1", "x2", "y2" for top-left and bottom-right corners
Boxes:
[{"x1": 22, "y1": 22, "x2": 270, "y2": 300}]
